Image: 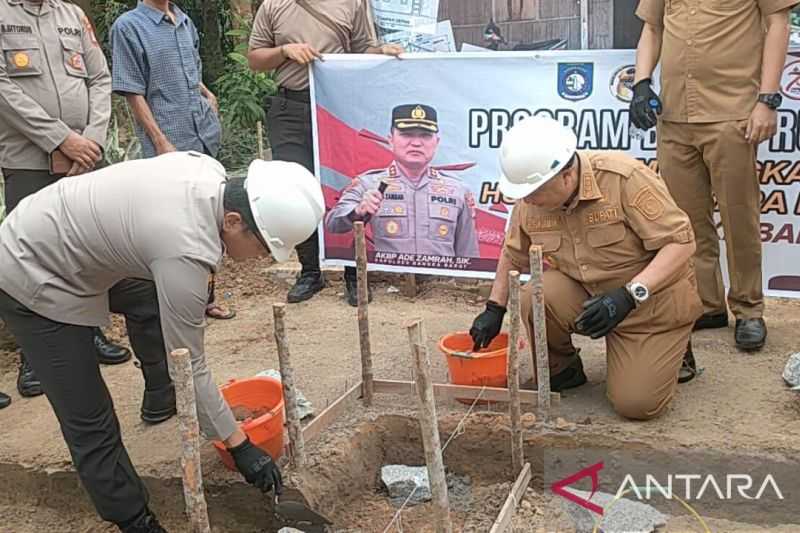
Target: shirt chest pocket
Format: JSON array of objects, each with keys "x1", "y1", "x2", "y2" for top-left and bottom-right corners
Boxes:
[
  {"x1": 60, "y1": 36, "x2": 87, "y2": 78},
  {"x1": 711, "y1": 0, "x2": 746, "y2": 12},
  {"x1": 529, "y1": 231, "x2": 562, "y2": 255},
  {"x1": 376, "y1": 202, "x2": 409, "y2": 239},
  {"x1": 2, "y1": 34, "x2": 42, "y2": 77},
  {"x1": 428, "y1": 203, "x2": 457, "y2": 241},
  {"x1": 586, "y1": 222, "x2": 629, "y2": 266}
]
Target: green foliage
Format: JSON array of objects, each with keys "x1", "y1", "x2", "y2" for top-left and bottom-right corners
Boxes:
[
  {"x1": 214, "y1": 15, "x2": 277, "y2": 130},
  {"x1": 213, "y1": 16, "x2": 277, "y2": 171}
]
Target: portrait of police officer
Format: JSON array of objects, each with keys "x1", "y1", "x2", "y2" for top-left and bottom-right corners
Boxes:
[{"x1": 326, "y1": 104, "x2": 480, "y2": 284}]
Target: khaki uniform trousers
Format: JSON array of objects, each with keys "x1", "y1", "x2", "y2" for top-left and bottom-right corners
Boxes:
[
  {"x1": 520, "y1": 270, "x2": 700, "y2": 420},
  {"x1": 657, "y1": 120, "x2": 762, "y2": 319}
]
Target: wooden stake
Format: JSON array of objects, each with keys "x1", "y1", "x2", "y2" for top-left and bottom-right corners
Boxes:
[
  {"x1": 353, "y1": 222, "x2": 374, "y2": 406},
  {"x1": 406, "y1": 320, "x2": 452, "y2": 533},
  {"x1": 169, "y1": 348, "x2": 211, "y2": 533},
  {"x1": 507, "y1": 271, "x2": 524, "y2": 475},
  {"x1": 489, "y1": 463, "x2": 532, "y2": 533},
  {"x1": 402, "y1": 273, "x2": 417, "y2": 298},
  {"x1": 272, "y1": 303, "x2": 306, "y2": 467},
  {"x1": 528, "y1": 245, "x2": 551, "y2": 413},
  {"x1": 256, "y1": 120, "x2": 265, "y2": 160}
]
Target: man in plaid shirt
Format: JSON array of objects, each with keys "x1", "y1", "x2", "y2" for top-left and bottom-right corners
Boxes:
[{"x1": 111, "y1": 0, "x2": 234, "y2": 323}]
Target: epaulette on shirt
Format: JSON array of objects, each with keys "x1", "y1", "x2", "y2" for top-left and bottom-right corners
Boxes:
[{"x1": 590, "y1": 152, "x2": 637, "y2": 179}]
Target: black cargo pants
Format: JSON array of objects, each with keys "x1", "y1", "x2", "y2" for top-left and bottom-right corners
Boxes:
[
  {"x1": 266, "y1": 89, "x2": 356, "y2": 281},
  {"x1": 0, "y1": 279, "x2": 170, "y2": 526}
]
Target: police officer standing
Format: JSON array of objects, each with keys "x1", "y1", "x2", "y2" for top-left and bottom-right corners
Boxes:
[
  {"x1": 631, "y1": 0, "x2": 798, "y2": 352},
  {"x1": 471, "y1": 117, "x2": 702, "y2": 419},
  {"x1": 247, "y1": 0, "x2": 403, "y2": 306},
  {"x1": 325, "y1": 104, "x2": 480, "y2": 303},
  {"x1": 0, "y1": 0, "x2": 131, "y2": 401}
]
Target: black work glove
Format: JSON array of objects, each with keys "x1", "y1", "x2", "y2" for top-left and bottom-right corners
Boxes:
[
  {"x1": 470, "y1": 300, "x2": 506, "y2": 351},
  {"x1": 574, "y1": 287, "x2": 636, "y2": 340},
  {"x1": 229, "y1": 438, "x2": 283, "y2": 494},
  {"x1": 629, "y1": 78, "x2": 663, "y2": 131}
]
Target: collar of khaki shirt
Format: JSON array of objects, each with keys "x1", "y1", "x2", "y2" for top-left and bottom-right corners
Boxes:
[{"x1": 562, "y1": 152, "x2": 603, "y2": 213}]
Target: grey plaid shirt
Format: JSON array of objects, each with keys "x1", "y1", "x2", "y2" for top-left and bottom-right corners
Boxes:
[{"x1": 110, "y1": 2, "x2": 221, "y2": 158}]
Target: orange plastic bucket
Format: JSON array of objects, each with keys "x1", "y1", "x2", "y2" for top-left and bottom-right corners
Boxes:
[
  {"x1": 439, "y1": 332, "x2": 509, "y2": 404},
  {"x1": 212, "y1": 377, "x2": 285, "y2": 471}
]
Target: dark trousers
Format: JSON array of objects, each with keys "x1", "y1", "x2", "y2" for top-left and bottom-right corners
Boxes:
[
  {"x1": 2, "y1": 168, "x2": 64, "y2": 213},
  {"x1": 0, "y1": 279, "x2": 168, "y2": 525},
  {"x1": 266, "y1": 91, "x2": 355, "y2": 279}
]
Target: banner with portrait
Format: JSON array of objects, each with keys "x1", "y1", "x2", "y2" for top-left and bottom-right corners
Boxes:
[{"x1": 312, "y1": 50, "x2": 800, "y2": 299}]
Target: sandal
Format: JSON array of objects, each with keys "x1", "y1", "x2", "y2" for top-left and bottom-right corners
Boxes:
[
  {"x1": 678, "y1": 342, "x2": 701, "y2": 384},
  {"x1": 205, "y1": 304, "x2": 236, "y2": 320}
]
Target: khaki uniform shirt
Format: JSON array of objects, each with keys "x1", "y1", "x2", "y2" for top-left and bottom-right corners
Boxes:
[
  {"x1": 325, "y1": 162, "x2": 481, "y2": 257},
  {"x1": 0, "y1": 0, "x2": 111, "y2": 169},
  {"x1": 0, "y1": 152, "x2": 237, "y2": 441},
  {"x1": 249, "y1": 0, "x2": 377, "y2": 90},
  {"x1": 504, "y1": 152, "x2": 698, "y2": 301},
  {"x1": 636, "y1": 0, "x2": 798, "y2": 123}
]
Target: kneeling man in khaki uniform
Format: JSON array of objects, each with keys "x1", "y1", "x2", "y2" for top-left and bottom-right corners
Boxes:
[{"x1": 470, "y1": 116, "x2": 702, "y2": 420}]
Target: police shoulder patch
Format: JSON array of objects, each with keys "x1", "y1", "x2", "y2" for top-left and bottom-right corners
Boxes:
[{"x1": 631, "y1": 186, "x2": 665, "y2": 221}]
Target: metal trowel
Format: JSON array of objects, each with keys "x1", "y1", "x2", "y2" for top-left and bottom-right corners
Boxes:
[{"x1": 272, "y1": 486, "x2": 332, "y2": 533}]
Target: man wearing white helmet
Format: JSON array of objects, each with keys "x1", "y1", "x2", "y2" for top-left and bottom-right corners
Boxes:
[
  {"x1": 470, "y1": 116, "x2": 703, "y2": 420},
  {"x1": 0, "y1": 151, "x2": 323, "y2": 532}
]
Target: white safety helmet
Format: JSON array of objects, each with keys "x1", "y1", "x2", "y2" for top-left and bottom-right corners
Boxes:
[
  {"x1": 498, "y1": 115, "x2": 578, "y2": 200},
  {"x1": 244, "y1": 160, "x2": 325, "y2": 262}
]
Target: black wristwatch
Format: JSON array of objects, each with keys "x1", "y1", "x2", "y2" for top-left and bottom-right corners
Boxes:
[{"x1": 758, "y1": 92, "x2": 782, "y2": 110}]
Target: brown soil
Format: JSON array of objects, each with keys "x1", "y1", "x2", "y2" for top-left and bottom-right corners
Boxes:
[
  {"x1": 1, "y1": 256, "x2": 799, "y2": 531},
  {"x1": 231, "y1": 405, "x2": 271, "y2": 421}
]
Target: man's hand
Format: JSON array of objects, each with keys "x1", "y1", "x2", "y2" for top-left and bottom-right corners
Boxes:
[
  {"x1": 67, "y1": 161, "x2": 92, "y2": 176},
  {"x1": 470, "y1": 301, "x2": 506, "y2": 351},
  {"x1": 629, "y1": 79, "x2": 663, "y2": 131},
  {"x1": 745, "y1": 102, "x2": 777, "y2": 145},
  {"x1": 229, "y1": 438, "x2": 283, "y2": 494},
  {"x1": 154, "y1": 137, "x2": 177, "y2": 155},
  {"x1": 281, "y1": 43, "x2": 323, "y2": 65},
  {"x1": 574, "y1": 287, "x2": 636, "y2": 339},
  {"x1": 354, "y1": 189, "x2": 383, "y2": 218},
  {"x1": 58, "y1": 132, "x2": 101, "y2": 169},
  {"x1": 379, "y1": 44, "x2": 404, "y2": 57},
  {"x1": 205, "y1": 90, "x2": 219, "y2": 115}
]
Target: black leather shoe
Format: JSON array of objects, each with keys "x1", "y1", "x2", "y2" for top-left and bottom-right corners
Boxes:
[
  {"x1": 141, "y1": 383, "x2": 176, "y2": 424},
  {"x1": 551, "y1": 355, "x2": 587, "y2": 392},
  {"x1": 94, "y1": 328, "x2": 132, "y2": 365},
  {"x1": 140, "y1": 360, "x2": 176, "y2": 424},
  {"x1": 693, "y1": 312, "x2": 729, "y2": 331},
  {"x1": 735, "y1": 318, "x2": 767, "y2": 352},
  {"x1": 287, "y1": 272, "x2": 324, "y2": 303},
  {"x1": 345, "y1": 276, "x2": 373, "y2": 307},
  {"x1": 17, "y1": 353, "x2": 43, "y2": 397},
  {"x1": 0, "y1": 391, "x2": 10, "y2": 409},
  {"x1": 120, "y1": 508, "x2": 167, "y2": 533}
]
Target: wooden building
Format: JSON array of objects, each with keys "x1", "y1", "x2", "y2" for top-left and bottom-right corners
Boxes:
[{"x1": 438, "y1": 0, "x2": 643, "y2": 50}]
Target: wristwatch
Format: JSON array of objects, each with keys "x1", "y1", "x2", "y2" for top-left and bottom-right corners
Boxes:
[
  {"x1": 625, "y1": 282, "x2": 650, "y2": 306},
  {"x1": 758, "y1": 93, "x2": 782, "y2": 110}
]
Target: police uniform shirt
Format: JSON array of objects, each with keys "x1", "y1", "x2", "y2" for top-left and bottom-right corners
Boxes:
[
  {"x1": 0, "y1": 152, "x2": 237, "y2": 441},
  {"x1": 0, "y1": 0, "x2": 111, "y2": 169},
  {"x1": 636, "y1": 0, "x2": 799, "y2": 123},
  {"x1": 249, "y1": 0, "x2": 377, "y2": 90},
  {"x1": 325, "y1": 162, "x2": 481, "y2": 258},
  {"x1": 504, "y1": 151, "x2": 697, "y2": 296}
]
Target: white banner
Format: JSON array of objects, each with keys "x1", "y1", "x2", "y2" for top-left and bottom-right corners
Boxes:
[{"x1": 312, "y1": 51, "x2": 800, "y2": 299}]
